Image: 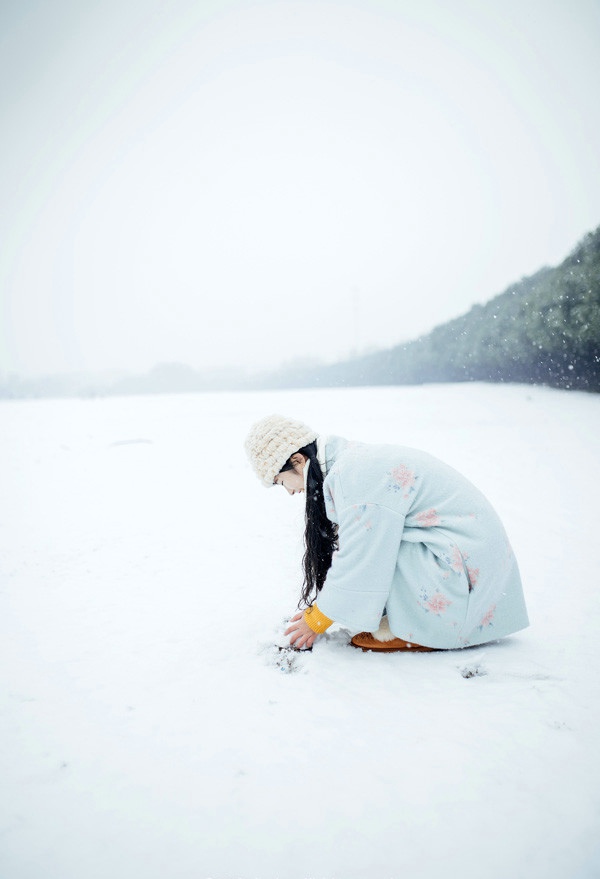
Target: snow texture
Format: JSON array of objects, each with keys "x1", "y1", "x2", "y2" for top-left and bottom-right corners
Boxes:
[{"x1": 1, "y1": 383, "x2": 599, "y2": 879}]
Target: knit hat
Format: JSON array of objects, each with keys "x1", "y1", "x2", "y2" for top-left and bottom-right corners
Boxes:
[{"x1": 244, "y1": 414, "x2": 318, "y2": 487}]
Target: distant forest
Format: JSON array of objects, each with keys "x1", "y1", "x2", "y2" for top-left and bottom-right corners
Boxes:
[
  {"x1": 266, "y1": 224, "x2": 600, "y2": 393},
  {"x1": 2, "y1": 225, "x2": 599, "y2": 398}
]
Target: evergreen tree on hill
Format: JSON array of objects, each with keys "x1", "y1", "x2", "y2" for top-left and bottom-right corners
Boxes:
[{"x1": 281, "y1": 225, "x2": 600, "y2": 392}]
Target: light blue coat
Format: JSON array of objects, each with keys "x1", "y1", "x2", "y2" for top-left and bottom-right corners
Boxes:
[{"x1": 316, "y1": 436, "x2": 529, "y2": 649}]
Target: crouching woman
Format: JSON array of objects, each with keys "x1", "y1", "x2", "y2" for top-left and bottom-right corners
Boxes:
[{"x1": 244, "y1": 414, "x2": 528, "y2": 652}]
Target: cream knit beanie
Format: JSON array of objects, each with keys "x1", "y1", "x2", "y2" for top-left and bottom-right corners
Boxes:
[{"x1": 244, "y1": 414, "x2": 318, "y2": 487}]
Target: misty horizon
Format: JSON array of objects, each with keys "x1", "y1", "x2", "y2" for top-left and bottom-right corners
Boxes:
[{"x1": 2, "y1": 0, "x2": 599, "y2": 382}]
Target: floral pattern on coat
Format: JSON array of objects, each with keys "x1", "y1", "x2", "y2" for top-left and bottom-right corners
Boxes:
[
  {"x1": 479, "y1": 605, "x2": 496, "y2": 629},
  {"x1": 467, "y1": 566, "x2": 480, "y2": 589},
  {"x1": 446, "y1": 544, "x2": 467, "y2": 573},
  {"x1": 415, "y1": 508, "x2": 441, "y2": 527},
  {"x1": 313, "y1": 435, "x2": 528, "y2": 649},
  {"x1": 386, "y1": 464, "x2": 417, "y2": 498},
  {"x1": 418, "y1": 588, "x2": 453, "y2": 616}
]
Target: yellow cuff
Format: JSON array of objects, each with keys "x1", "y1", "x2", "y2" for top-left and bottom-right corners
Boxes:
[{"x1": 303, "y1": 604, "x2": 333, "y2": 634}]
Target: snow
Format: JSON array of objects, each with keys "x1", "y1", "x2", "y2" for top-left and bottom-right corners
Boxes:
[{"x1": 1, "y1": 383, "x2": 600, "y2": 879}]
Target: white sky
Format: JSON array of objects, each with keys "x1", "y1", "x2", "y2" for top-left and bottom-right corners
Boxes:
[{"x1": 1, "y1": 0, "x2": 599, "y2": 378}]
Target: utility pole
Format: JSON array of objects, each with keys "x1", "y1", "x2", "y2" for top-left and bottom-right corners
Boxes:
[{"x1": 351, "y1": 285, "x2": 360, "y2": 358}]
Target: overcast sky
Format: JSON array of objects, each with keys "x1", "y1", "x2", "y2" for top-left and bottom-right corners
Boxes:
[{"x1": 1, "y1": 0, "x2": 599, "y2": 379}]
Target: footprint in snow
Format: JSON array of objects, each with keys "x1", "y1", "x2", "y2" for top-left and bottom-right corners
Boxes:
[
  {"x1": 258, "y1": 639, "x2": 311, "y2": 674},
  {"x1": 459, "y1": 661, "x2": 488, "y2": 679}
]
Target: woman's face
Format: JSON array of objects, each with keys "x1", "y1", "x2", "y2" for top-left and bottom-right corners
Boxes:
[{"x1": 273, "y1": 453, "x2": 307, "y2": 495}]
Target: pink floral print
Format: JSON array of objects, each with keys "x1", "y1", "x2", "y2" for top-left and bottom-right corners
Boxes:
[
  {"x1": 479, "y1": 604, "x2": 496, "y2": 629},
  {"x1": 387, "y1": 464, "x2": 417, "y2": 498},
  {"x1": 415, "y1": 508, "x2": 441, "y2": 527},
  {"x1": 419, "y1": 589, "x2": 452, "y2": 616},
  {"x1": 443, "y1": 545, "x2": 480, "y2": 591},
  {"x1": 448, "y1": 544, "x2": 466, "y2": 573},
  {"x1": 467, "y1": 566, "x2": 480, "y2": 589}
]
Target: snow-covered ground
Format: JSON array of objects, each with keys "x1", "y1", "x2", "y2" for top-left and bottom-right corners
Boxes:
[{"x1": 1, "y1": 383, "x2": 599, "y2": 879}]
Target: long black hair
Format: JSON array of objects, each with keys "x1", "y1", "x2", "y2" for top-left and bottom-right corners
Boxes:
[{"x1": 279, "y1": 440, "x2": 338, "y2": 607}]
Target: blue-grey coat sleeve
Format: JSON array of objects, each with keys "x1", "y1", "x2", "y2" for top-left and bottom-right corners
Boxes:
[{"x1": 316, "y1": 502, "x2": 405, "y2": 632}]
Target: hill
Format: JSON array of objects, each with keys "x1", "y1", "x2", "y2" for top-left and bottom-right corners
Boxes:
[
  {"x1": 2, "y1": 227, "x2": 598, "y2": 399},
  {"x1": 266, "y1": 225, "x2": 600, "y2": 392}
]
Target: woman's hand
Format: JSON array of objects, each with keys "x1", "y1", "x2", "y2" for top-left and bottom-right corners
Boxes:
[{"x1": 285, "y1": 612, "x2": 318, "y2": 650}]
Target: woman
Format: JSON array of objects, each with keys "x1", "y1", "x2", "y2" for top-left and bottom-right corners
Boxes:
[{"x1": 245, "y1": 414, "x2": 528, "y2": 652}]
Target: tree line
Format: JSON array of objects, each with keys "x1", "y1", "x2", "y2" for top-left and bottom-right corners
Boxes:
[
  {"x1": 2, "y1": 225, "x2": 598, "y2": 398},
  {"x1": 266, "y1": 225, "x2": 600, "y2": 392}
]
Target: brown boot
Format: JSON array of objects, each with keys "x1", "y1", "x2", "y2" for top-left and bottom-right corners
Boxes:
[{"x1": 350, "y1": 631, "x2": 436, "y2": 652}]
